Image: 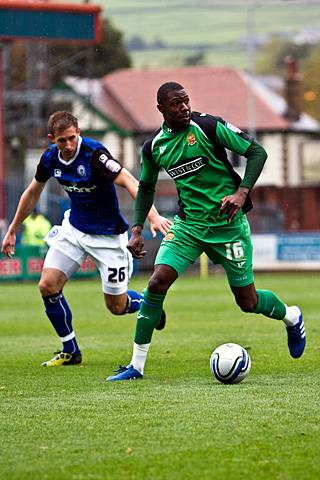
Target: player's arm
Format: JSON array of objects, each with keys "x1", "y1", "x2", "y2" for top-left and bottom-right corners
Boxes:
[
  {"x1": 90, "y1": 147, "x2": 172, "y2": 237},
  {"x1": 115, "y1": 168, "x2": 172, "y2": 237},
  {"x1": 127, "y1": 143, "x2": 167, "y2": 259},
  {"x1": 1, "y1": 178, "x2": 45, "y2": 257},
  {"x1": 219, "y1": 140, "x2": 267, "y2": 222},
  {"x1": 215, "y1": 119, "x2": 267, "y2": 221},
  {"x1": 126, "y1": 179, "x2": 159, "y2": 259}
]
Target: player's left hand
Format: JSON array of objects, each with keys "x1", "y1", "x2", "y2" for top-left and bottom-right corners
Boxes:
[
  {"x1": 218, "y1": 188, "x2": 249, "y2": 222},
  {"x1": 149, "y1": 215, "x2": 173, "y2": 237},
  {"x1": 127, "y1": 226, "x2": 147, "y2": 259}
]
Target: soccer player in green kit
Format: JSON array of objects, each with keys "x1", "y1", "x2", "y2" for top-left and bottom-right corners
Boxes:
[{"x1": 107, "y1": 81, "x2": 306, "y2": 381}]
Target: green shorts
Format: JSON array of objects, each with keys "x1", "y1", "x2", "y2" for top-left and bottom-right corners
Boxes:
[{"x1": 155, "y1": 215, "x2": 254, "y2": 287}]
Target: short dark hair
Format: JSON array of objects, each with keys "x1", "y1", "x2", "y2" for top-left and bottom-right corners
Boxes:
[
  {"x1": 157, "y1": 82, "x2": 185, "y2": 105},
  {"x1": 47, "y1": 111, "x2": 78, "y2": 136}
]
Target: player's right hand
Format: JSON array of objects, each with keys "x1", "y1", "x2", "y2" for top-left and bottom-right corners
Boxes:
[{"x1": 1, "y1": 231, "x2": 16, "y2": 258}]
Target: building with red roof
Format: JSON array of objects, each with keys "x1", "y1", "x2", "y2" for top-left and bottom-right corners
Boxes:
[{"x1": 63, "y1": 65, "x2": 319, "y2": 188}]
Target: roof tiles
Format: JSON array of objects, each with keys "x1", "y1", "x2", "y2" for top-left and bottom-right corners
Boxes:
[{"x1": 101, "y1": 66, "x2": 289, "y2": 132}]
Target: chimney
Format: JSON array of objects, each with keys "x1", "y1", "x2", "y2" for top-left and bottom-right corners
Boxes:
[{"x1": 283, "y1": 56, "x2": 302, "y2": 122}]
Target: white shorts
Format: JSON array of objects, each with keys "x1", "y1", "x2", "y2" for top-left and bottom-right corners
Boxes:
[{"x1": 43, "y1": 212, "x2": 133, "y2": 295}]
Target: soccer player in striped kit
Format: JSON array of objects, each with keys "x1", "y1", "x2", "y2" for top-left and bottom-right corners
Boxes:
[
  {"x1": 1, "y1": 111, "x2": 172, "y2": 366},
  {"x1": 107, "y1": 82, "x2": 306, "y2": 381}
]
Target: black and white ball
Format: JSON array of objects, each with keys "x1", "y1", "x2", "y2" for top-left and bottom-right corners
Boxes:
[{"x1": 210, "y1": 343, "x2": 251, "y2": 384}]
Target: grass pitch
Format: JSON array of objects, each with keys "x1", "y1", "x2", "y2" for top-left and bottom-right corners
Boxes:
[{"x1": 1, "y1": 272, "x2": 319, "y2": 479}]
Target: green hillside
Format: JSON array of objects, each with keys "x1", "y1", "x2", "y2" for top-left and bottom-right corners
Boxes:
[{"x1": 93, "y1": 0, "x2": 320, "y2": 68}]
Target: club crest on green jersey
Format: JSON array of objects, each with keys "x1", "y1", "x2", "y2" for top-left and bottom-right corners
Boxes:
[
  {"x1": 186, "y1": 133, "x2": 197, "y2": 146},
  {"x1": 164, "y1": 231, "x2": 174, "y2": 241}
]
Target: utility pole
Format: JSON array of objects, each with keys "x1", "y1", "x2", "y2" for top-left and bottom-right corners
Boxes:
[
  {"x1": 0, "y1": 45, "x2": 5, "y2": 219},
  {"x1": 246, "y1": 3, "x2": 256, "y2": 138}
]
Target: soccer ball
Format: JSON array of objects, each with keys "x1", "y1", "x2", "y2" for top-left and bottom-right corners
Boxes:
[{"x1": 210, "y1": 343, "x2": 251, "y2": 384}]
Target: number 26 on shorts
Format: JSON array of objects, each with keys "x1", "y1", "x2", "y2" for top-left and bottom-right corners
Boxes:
[{"x1": 107, "y1": 267, "x2": 126, "y2": 282}]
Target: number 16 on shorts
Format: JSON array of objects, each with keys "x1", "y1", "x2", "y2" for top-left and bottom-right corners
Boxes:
[{"x1": 225, "y1": 242, "x2": 244, "y2": 260}]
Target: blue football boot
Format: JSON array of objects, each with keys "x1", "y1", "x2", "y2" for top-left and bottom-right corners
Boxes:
[
  {"x1": 106, "y1": 365, "x2": 143, "y2": 381},
  {"x1": 286, "y1": 308, "x2": 306, "y2": 358}
]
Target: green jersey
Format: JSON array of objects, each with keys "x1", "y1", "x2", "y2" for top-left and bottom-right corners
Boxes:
[{"x1": 140, "y1": 112, "x2": 254, "y2": 226}]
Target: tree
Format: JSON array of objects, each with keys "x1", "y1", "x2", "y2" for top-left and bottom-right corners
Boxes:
[
  {"x1": 256, "y1": 36, "x2": 320, "y2": 120},
  {"x1": 126, "y1": 36, "x2": 147, "y2": 51},
  {"x1": 256, "y1": 36, "x2": 310, "y2": 75},
  {"x1": 184, "y1": 51, "x2": 206, "y2": 66}
]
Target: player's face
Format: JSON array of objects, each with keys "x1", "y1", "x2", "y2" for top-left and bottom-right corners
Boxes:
[
  {"x1": 158, "y1": 89, "x2": 191, "y2": 130},
  {"x1": 48, "y1": 126, "x2": 80, "y2": 161}
]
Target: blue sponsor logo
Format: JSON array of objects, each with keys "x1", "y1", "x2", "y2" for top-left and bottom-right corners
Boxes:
[{"x1": 278, "y1": 234, "x2": 320, "y2": 261}]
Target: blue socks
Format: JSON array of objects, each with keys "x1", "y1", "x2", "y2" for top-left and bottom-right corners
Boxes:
[
  {"x1": 42, "y1": 289, "x2": 144, "y2": 353},
  {"x1": 126, "y1": 290, "x2": 143, "y2": 313},
  {"x1": 42, "y1": 291, "x2": 80, "y2": 354}
]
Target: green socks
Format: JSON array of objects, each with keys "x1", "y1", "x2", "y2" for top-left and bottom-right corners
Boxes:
[
  {"x1": 254, "y1": 289, "x2": 286, "y2": 320},
  {"x1": 134, "y1": 290, "x2": 165, "y2": 344},
  {"x1": 134, "y1": 288, "x2": 286, "y2": 343}
]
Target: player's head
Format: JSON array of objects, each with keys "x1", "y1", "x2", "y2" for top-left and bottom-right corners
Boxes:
[
  {"x1": 47, "y1": 111, "x2": 79, "y2": 136},
  {"x1": 47, "y1": 111, "x2": 80, "y2": 161},
  {"x1": 157, "y1": 82, "x2": 191, "y2": 130}
]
